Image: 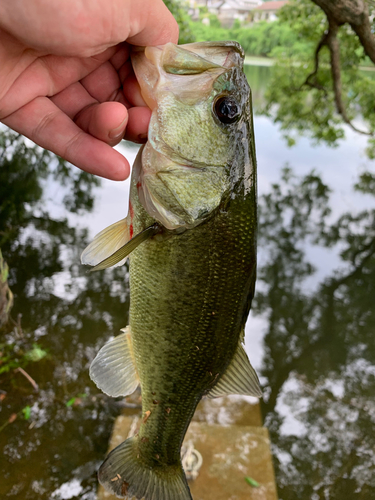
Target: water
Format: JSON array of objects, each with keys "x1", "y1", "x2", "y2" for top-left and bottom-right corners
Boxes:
[{"x1": 0, "y1": 65, "x2": 374, "y2": 499}]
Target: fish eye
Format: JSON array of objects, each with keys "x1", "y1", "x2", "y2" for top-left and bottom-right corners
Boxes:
[{"x1": 214, "y1": 96, "x2": 240, "y2": 124}]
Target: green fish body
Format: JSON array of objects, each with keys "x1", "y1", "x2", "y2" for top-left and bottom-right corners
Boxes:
[{"x1": 82, "y1": 41, "x2": 259, "y2": 500}]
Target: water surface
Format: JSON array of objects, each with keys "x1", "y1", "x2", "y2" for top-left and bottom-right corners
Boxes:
[{"x1": 1, "y1": 65, "x2": 374, "y2": 499}]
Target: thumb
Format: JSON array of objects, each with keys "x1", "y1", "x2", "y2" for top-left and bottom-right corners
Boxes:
[{"x1": 125, "y1": 0, "x2": 179, "y2": 46}]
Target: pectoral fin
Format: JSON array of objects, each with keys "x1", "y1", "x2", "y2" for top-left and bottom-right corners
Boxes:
[
  {"x1": 207, "y1": 341, "x2": 262, "y2": 399},
  {"x1": 81, "y1": 218, "x2": 130, "y2": 267},
  {"x1": 90, "y1": 327, "x2": 139, "y2": 398},
  {"x1": 88, "y1": 223, "x2": 161, "y2": 272}
]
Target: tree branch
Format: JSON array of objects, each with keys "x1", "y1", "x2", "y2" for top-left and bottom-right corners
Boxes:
[
  {"x1": 311, "y1": 0, "x2": 375, "y2": 64},
  {"x1": 302, "y1": 30, "x2": 329, "y2": 95},
  {"x1": 305, "y1": 1, "x2": 374, "y2": 136},
  {"x1": 326, "y1": 18, "x2": 372, "y2": 135}
]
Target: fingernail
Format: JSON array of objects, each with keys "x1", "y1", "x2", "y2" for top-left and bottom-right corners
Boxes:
[{"x1": 109, "y1": 119, "x2": 127, "y2": 139}]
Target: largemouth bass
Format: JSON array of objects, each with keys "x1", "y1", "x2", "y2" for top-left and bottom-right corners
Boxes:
[{"x1": 82, "y1": 41, "x2": 260, "y2": 500}]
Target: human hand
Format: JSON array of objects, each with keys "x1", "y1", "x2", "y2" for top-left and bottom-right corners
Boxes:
[{"x1": 0, "y1": 0, "x2": 178, "y2": 180}]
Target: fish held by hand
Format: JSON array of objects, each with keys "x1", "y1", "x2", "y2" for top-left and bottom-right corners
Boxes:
[{"x1": 82, "y1": 40, "x2": 260, "y2": 500}]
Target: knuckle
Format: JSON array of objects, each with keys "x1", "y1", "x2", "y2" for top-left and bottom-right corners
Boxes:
[
  {"x1": 32, "y1": 109, "x2": 59, "y2": 140},
  {"x1": 62, "y1": 130, "x2": 85, "y2": 160}
]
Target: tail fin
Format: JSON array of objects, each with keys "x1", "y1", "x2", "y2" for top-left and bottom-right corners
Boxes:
[{"x1": 98, "y1": 436, "x2": 192, "y2": 500}]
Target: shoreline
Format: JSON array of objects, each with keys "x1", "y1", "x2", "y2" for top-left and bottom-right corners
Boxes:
[{"x1": 244, "y1": 55, "x2": 375, "y2": 72}]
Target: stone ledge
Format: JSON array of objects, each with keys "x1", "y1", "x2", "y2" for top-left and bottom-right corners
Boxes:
[{"x1": 97, "y1": 414, "x2": 277, "y2": 500}]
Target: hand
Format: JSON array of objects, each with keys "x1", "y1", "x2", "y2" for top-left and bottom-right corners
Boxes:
[{"x1": 0, "y1": 0, "x2": 178, "y2": 180}]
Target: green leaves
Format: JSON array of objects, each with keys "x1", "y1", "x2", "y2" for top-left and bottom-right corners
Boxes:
[
  {"x1": 354, "y1": 172, "x2": 375, "y2": 195},
  {"x1": 245, "y1": 476, "x2": 260, "y2": 488},
  {"x1": 163, "y1": 0, "x2": 196, "y2": 44},
  {"x1": 262, "y1": 0, "x2": 375, "y2": 155},
  {"x1": 22, "y1": 406, "x2": 31, "y2": 420},
  {"x1": 24, "y1": 344, "x2": 47, "y2": 363},
  {"x1": 65, "y1": 394, "x2": 87, "y2": 408},
  {"x1": 189, "y1": 17, "x2": 301, "y2": 58},
  {"x1": 0, "y1": 342, "x2": 47, "y2": 374}
]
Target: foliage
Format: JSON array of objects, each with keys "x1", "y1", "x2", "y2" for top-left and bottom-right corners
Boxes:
[
  {"x1": 65, "y1": 393, "x2": 87, "y2": 407},
  {"x1": 0, "y1": 341, "x2": 47, "y2": 374},
  {"x1": 163, "y1": 0, "x2": 196, "y2": 44},
  {"x1": 188, "y1": 17, "x2": 228, "y2": 43},
  {"x1": 262, "y1": 0, "x2": 375, "y2": 156},
  {"x1": 232, "y1": 21, "x2": 302, "y2": 58},
  {"x1": 21, "y1": 406, "x2": 31, "y2": 420},
  {"x1": 188, "y1": 17, "x2": 300, "y2": 58},
  {"x1": 245, "y1": 476, "x2": 260, "y2": 488}
]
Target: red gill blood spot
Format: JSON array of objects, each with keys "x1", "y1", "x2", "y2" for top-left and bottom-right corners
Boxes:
[
  {"x1": 129, "y1": 201, "x2": 134, "y2": 238},
  {"x1": 129, "y1": 201, "x2": 134, "y2": 220}
]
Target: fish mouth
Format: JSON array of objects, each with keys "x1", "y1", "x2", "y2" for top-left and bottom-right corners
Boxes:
[{"x1": 131, "y1": 41, "x2": 244, "y2": 111}]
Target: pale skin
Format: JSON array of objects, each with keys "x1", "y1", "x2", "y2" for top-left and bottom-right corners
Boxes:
[{"x1": 0, "y1": 0, "x2": 179, "y2": 180}]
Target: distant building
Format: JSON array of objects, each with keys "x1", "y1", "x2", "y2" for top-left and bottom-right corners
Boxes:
[
  {"x1": 216, "y1": 1, "x2": 261, "y2": 27},
  {"x1": 253, "y1": 1, "x2": 289, "y2": 22},
  {"x1": 186, "y1": 0, "x2": 288, "y2": 26},
  {"x1": 185, "y1": 0, "x2": 261, "y2": 26}
]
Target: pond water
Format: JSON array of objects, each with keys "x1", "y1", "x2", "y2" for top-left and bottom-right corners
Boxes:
[{"x1": 0, "y1": 64, "x2": 374, "y2": 500}]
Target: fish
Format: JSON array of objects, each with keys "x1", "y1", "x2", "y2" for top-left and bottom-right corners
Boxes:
[{"x1": 81, "y1": 41, "x2": 260, "y2": 500}]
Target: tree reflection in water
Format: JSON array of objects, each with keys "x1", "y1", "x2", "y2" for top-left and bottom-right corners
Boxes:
[
  {"x1": 256, "y1": 168, "x2": 375, "y2": 499},
  {"x1": 0, "y1": 129, "x2": 134, "y2": 499},
  {"x1": 0, "y1": 128, "x2": 374, "y2": 498}
]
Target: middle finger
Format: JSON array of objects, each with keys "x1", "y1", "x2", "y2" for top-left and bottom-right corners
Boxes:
[{"x1": 51, "y1": 81, "x2": 97, "y2": 119}]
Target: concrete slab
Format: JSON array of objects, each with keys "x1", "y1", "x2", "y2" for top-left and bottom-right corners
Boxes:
[
  {"x1": 193, "y1": 396, "x2": 263, "y2": 427},
  {"x1": 97, "y1": 412, "x2": 277, "y2": 500}
]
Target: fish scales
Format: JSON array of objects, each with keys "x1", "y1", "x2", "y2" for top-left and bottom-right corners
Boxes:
[
  {"x1": 82, "y1": 41, "x2": 259, "y2": 500},
  {"x1": 129, "y1": 181, "x2": 256, "y2": 466}
]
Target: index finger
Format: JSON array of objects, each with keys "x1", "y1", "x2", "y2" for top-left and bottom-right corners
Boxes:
[{"x1": 3, "y1": 96, "x2": 130, "y2": 180}]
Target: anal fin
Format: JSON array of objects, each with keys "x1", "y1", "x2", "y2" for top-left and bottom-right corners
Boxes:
[
  {"x1": 207, "y1": 340, "x2": 262, "y2": 399},
  {"x1": 90, "y1": 327, "x2": 139, "y2": 398}
]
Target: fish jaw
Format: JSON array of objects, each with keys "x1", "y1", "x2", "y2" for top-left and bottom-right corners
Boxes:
[{"x1": 131, "y1": 42, "x2": 253, "y2": 231}]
